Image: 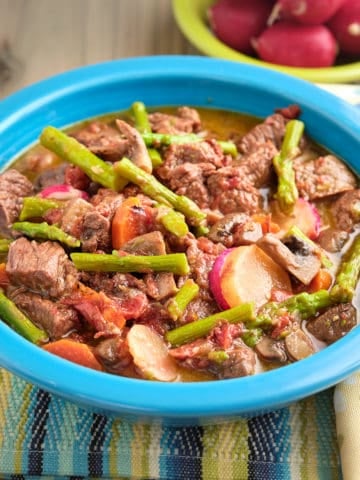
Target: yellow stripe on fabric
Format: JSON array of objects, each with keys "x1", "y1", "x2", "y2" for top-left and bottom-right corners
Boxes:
[
  {"x1": 300, "y1": 397, "x2": 318, "y2": 480},
  {"x1": 13, "y1": 383, "x2": 33, "y2": 473},
  {"x1": 131, "y1": 424, "x2": 151, "y2": 477},
  {"x1": 0, "y1": 370, "x2": 13, "y2": 449},
  {"x1": 202, "y1": 421, "x2": 249, "y2": 480},
  {"x1": 109, "y1": 418, "x2": 122, "y2": 477}
]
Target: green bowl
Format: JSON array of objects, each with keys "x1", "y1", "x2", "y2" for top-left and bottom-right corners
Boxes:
[{"x1": 172, "y1": 0, "x2": 360, "y2": 84}]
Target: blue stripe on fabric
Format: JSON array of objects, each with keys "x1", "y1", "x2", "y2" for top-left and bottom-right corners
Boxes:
[
  {"x1": 88, "y1": 413, "x2": 109, "y2": 477},
  {"x1": 159, "y1": 426, "x2": 203, "y2": 480},
  {"x1": 71, "y1": 407, "x2": 94, "y2": 477},
  {"x1": 28, "y1": 389, "x2": 51, "y2": 475},
  {"x1": 315, "y1": 389, "x2": 342, "y2": 480},
  {"x1": 248, "y1": 409, "x2": 291, "y2": 479}
]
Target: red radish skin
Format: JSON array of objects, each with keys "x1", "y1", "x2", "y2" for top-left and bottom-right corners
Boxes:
[
  {"x1": 269, "y1": 0, "x2": 347, "y2": 25},
  {"x1": 253, "y1": 22, "x2": 338, "y2": 68},
  {"x1": 208, "y1": 0, "x2": 274, "y2": 54},
  {"x1": 209, "y1": 245, "x2": 292, "y2": 309},
  {"x1": 328, "y1": 0, "x2": 360, "y2": 56},
  {"x1": 40, "y1": 184, "x2": 89, "y2": 200},
  {"x1": 271, "y1": 198, "x2": 321, "y2": 240}
]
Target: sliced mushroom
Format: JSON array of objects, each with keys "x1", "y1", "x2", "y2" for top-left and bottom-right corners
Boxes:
[
  {"x1": 257, "y1": 233, "x2": 321, "y2": 285},
  {"x1": 208, "y1": 212, "x2": 263, "y2": 247},
  {"x1": 255, "y1": 336, "x2": 287, "y2": 363},
  {"x1": 115, "y1": 119, "x2": 152, "y2": 173},
  {"x1": 122, "y1": 231, "x2": 166, "y2": 256},
  {"x1": 284, "y1": 329, "x2": 315, "y2": 362}
]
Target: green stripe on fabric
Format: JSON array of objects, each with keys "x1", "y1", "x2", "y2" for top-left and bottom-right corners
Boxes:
[
  {"x1": 0, "y1": 370, "x2": 13, "y2": 450},
  {"x1": 299, "y1": 397, "x2": 318, "y2": 480},
  {"x1": 109, "y1": 419, "x2": 134, "y2": 478},
  {"x1": 14, "y1": 383, "x2": 33, "y2": 474},
  {"x1": 131, "y1": 424, "x2": 152, "y2": 477},
  {"x1": 202, "y1": 421, "x2": 249, "y2": 480}
]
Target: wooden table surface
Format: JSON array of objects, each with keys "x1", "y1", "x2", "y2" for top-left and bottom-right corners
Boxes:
[{"x1": 0, "y1": 0, "x2": 196, "y2": 99}]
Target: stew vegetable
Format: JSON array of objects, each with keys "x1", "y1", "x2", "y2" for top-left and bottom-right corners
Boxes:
[{"x1": 0, "y1": 102, "x2": 359, "y2": 381}]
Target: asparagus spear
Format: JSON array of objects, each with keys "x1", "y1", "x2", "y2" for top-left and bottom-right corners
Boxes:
[
  {"x1": 19, "y1": 197, "x2": 63, "y2": 221},
  {"x1": 131, "y1": 101, "x2": 163, "y2": 167},
  {"x1": 256, "y1": 290, "x2": 332, "y2": 329},
  {"x1": 167, "y1": 279, "x2": 199, "y2": 321},
  {"x1": 285, "y1": 225, "x2": 333, "y2": 269},
  {"x1": 166, "y1": 303, "x2": 256, "y2": 346},
  {"x1": 40, "y1": 126, "x2": 125, "y2": 190},
  {"x1": 330, "y1": 234, "x2": 360, "y2": 303},
  {"x1": 12, "y1": 222, "x2": 80, "y2": 248},
  {"x1": 0, "y1": 289, "x2": 48, "y2": 344},
  {"x1": 141, "y1": 133, "x2": 238, "y2": 156},
  {"x1": 156, "y1": 204, "x2": 189, "y2": 237},
  {"x1": 114, "y1": 157, "x2": 207, "y2": 227},
  {"x1": 71, "y1": 252, "x2": 190, "y2": 275},
  {"x1": 0, "y1": 239, "x2": 11, "y2": 253},
  {"x1": 273, "y1": 119, "x2": 304, "y2": 214}
]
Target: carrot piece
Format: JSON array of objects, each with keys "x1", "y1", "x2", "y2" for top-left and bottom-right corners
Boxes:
[
  {"x1": 111, "y1": 197, "x2": 152, "y2": 249},
  {"x1": 43, "y1": 339, "x2": 103, "y2": 371},
  {"x1": 252, "y1": 213, "x2": 280, "y2": 234},
  {"x1": 308, "y1": 269, "x2": 333, "y2": 293},
  {"x1": 0, "y1": 263, "x2": 9, "y2": 289}
]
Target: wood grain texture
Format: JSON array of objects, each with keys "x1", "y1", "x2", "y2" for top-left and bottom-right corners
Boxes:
[{"x1": 0, "y1": 0, "x2": 196, "y2": 98}]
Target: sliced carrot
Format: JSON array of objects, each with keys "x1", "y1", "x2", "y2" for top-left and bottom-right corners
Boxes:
[
  {"x1": 111, "y1": 197, "x2": 153, "y2": 249},
  {"x1": 252, "y1": 213, "x2": 280, "y2": 234},
  {"x1": 308, "y1": 269, "x2": 333, "y2": 293},
  {"x1": 0, "y1": 263, "x2": 9, "y2": 289},
  {"x1": 43, "y1": 339, "x2": 103, "y2": 371}
]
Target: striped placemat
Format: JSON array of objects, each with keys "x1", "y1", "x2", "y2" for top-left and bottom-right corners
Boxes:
[{"x1": 0, "y1": 369, "x2": 341, "y2": 479}]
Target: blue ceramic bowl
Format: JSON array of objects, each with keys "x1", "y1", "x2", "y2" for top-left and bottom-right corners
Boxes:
[{"x1": 1, "y1": 56, "x2": 360, "y2": 425}]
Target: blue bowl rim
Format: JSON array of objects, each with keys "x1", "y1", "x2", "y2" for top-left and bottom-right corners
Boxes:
[{"x1": 1, "y1": 55, "x2": 360, "y2": 420}]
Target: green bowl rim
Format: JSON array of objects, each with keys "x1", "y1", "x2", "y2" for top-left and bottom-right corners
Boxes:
[{"x1": 172, "y1": 0, "x2": 360, "y2": 84}]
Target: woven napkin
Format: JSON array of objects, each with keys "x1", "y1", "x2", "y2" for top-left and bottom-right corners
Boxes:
[{"x1": 0, "y1": 369, "x2": 341, "y2": 480}]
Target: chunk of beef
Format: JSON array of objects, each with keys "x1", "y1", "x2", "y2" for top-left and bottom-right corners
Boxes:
[
  {"x1": 317, "y1": 228, "x2": 349, "y2": 253},
  {"x1": 275, "y1": 104, "x2": 301, "y2": 119},
  {"x1": 182, "y1": 297, "x2": 220, "y2": 324},
  {"x1": 238, "y1": 113, "x2": 287, "y2": 153},
  {"x1": 216, "y1": 341, "x2": 256, "y2": 379},
  {"x1": 34, "y1": 164, "x2": 67, "y2": 191},
  {"x1": 186, "y1": 237, "x2": 224, "y2": 298},
  {"x1": 115, "y1": 119, "x2": 152, "y2": 172},
  {"x1": 137, "y1": 302, "x2": 172, "y2": 336},
  {"x1": 207, "y1": 166, "x2": 263, "y2": 214},
  {"x1": 157, "y1": 140, "x2": 226, "y2": 174},
  {"x1": 64, "y1": 165, "x2": 91, "y2": 191},
  {"x1": 307, "y1": 303, "x2": 357, "y2": 344},
  {"x1": 165, "y1": 163, "x2": 213, "y2": 209},
  {"x1": 90, "y1": 188, "x2": 124, "y2": 219},
  {"x1": 148, "y1": 107, "x2": 201, "y2": 134},
  {"x1": 0, "y1": 169, "x2": 33, "y2": 237},
  {"x1": 330, "y1": 189, "x2": 360, "y2": 233},
  {"x1": 20, "y1": 148, "x2": 59, "y2": 174},
  {"x1": 6, "y1": 238, "x2": 78, "y2": 298},
  {"x1": 8, "y1": 288, "x2": 78, "y2": 339},
  {"x1": 294, "y1": 154, "x2": 356, "y2": 201},
  {"x1": 122, "y1": 231, "x2": 167, "y2": 256},
  {"x1": 81, "y1": 210, "x2": 111, "y2": 252},
  {"x1": 235, "y1": 140, "x2": 278, "y2": 187},
  {"x1": 257, "y1": 233, "x2": 321, "y2": 285},
  {"x1": 208, "y1": 212, "x2": 263, "y2": 247},
  {"x1": 72, "y1": 121, "x2": 128, "y2": 162},
  {"x1": 60, "y1": 198, "x2": 94, "y2": 238},
  {"x1": 94, "y1": 334, "x2": 134, "y2": 374}
]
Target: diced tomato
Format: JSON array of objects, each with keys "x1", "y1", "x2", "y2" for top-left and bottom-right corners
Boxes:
[{"x1": 271, "y1": 313, "x2": 292, "y2": 339}]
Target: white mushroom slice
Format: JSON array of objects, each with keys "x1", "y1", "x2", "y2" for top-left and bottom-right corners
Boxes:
[
  {"x1": 284, "y1": 329, "x2": 315, "y2": 362},
  {"x1": 115, "y1": 119, "x2": 152, "y2": 173},
  {"x1": 127, "y1": 324, "x2": 179, "y2": 381}
]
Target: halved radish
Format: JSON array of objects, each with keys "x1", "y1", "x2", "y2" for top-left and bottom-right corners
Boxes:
[
  {"x1": 127, "y1": 324, "x2": 179, "y2": 381},
  {"x1": 209, "y1": 245, "x2": 292, "y2": 309},
  {"x1": 270, "y1": 198, "x2": 321, "y2": 239},
  {"x1": 39, "y1": 184, "x2": 89, "y2": 200}
]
